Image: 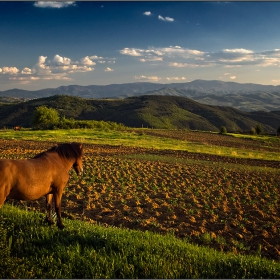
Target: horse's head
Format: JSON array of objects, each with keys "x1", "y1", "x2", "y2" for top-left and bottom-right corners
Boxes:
[
  {"x1": 52, "y1": 142, "x2": 84, "y2": 175},
  {"x1": 73, "y1": 155, "x2": 83, "y2": 175},
  {"x1": 72, "y1": 143, "x2": 83, "y2": 175}
]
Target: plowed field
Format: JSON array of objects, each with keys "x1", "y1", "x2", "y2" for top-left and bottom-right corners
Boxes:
[{"x1": 1, "y1": 135, "x2": 279, "y2": 261}]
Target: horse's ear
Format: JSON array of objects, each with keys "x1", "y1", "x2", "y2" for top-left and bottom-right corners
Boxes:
[
  {"x1": 72, "y1": 142, "x2": 83, "y2": 150},
  {"x1": 54, "y1": 144, "x2": 59, "y2": 149}
]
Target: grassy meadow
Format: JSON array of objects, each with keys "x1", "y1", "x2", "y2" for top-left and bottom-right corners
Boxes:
[
  {"x1": 1, "y1": 204, "x2": 280, "y2": 278},
  {"x1": 0, "y1": 128, "x2": 280, "y2": 278},
  {"x1": 0, "y1": 128, "x2": 280, "y2": 160}
]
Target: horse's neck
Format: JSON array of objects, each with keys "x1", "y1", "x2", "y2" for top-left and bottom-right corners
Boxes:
[
  {"x1": 35, "y1": 152, "x2": 75, "y2": 172},
  {"x1": 53, "y1": 152, "x2": 75, "y2": 171}
]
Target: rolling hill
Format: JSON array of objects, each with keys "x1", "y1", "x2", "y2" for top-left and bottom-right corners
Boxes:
[
  {"x1": 0, "y1": 94, "x2": 279, "y2": 132},
  {"x1": 1, "y1": 80, "x2": 280, "y2": 112}
]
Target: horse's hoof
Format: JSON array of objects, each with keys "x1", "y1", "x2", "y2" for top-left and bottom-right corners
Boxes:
[
  {"x1": 45, "y1": 217, "x2": 55, "y2": 225},
  {"x1": 57, "y1": 223, "x2": 65, "y2": 230}
]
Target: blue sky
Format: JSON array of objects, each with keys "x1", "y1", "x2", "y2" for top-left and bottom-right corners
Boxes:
[{"x1": 1, "y1": 1, "x2": 280, "y2": 91}]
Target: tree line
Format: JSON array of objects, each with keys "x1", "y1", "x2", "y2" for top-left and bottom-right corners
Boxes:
[
  {"x1": 30, "y1": 105, "x2": 280, "y2": 134},
  {"x1": 220, "y1": 124, "x2": 265, "y2": 135},
  {"x1": 31, "y1": 106, "x2": 126, "y2": 130}
]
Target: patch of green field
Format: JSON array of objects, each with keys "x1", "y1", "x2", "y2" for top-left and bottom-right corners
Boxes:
[
  {"x1": 1, "y1": 204, "x2": 280, "y2": 278},
  {"x1": 1, "y1": 128, "x2": 279, "y2": 161}
]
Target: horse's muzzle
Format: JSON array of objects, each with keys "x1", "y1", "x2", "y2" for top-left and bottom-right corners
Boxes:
[
  {"x1": 73, "y1": 164, "x2": 83, "y2": 175},
  {"x1": 76, "y1": 167, "x2": 83, "y2": 175}
]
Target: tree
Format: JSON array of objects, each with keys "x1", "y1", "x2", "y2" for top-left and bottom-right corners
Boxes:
[
  {"x1": 220, "y1": 126, "x2": 227, "y2": 134},
  {"x1": 32, "y1": 106, "x2": 60, "y2": 129},
  {"x1": 255, "y1": 124, "x2": 262, "y2": 135},
  {"x1": 250, "y1": 127, "x2": 256, "y2": 135}
]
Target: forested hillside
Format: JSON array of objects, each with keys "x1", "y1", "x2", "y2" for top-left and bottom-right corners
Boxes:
[{"x1": 0, "y1": 95, "x2": 279, "y2": 132}]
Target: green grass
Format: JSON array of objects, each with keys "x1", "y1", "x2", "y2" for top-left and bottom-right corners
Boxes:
[
  {"x1": 1, "y1": 128, "x2": 280, "y2": 161},
  {"x1": 1, "y1": 204, "x2": 280, "y2": 279}
]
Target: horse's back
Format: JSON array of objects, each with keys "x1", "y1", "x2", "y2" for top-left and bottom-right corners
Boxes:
[{"x1": 0, "y1": 157, "x2": 59, "y2": 202}]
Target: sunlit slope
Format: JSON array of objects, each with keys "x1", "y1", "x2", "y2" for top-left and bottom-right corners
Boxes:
[{"x1": 0, "y1": 94, "x2": 279, "y2": 131}]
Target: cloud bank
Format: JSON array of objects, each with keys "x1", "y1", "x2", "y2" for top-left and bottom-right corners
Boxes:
[
  {"x1": 119, "y1": 46, "x2": 280, "y2": 68},
  {"x1": 0, "y1": 54, "x2": 115, "y2": 85},
  {"x1": 34, "y1": 2, "x2": 76, "y2": 9},
  {"x1": 2, "y1": 46, "x2": 280, "y2": 87}
]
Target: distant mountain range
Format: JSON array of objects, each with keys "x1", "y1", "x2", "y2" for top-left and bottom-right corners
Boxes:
[
  {"x1": 1, "y1": 80, "x2": 280, "y2": 112},
  {"x1": 1, "y1": 94, "x2": 279, "y2": 132}
]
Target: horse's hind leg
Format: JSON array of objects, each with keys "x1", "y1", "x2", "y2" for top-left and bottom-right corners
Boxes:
[
  {"x1": 0, "y1": 194, "x2": 5, "y2": 207},
  {"x1": 45, "y1": 194, "x2": 55, "y2": 225},
  {"x1": 0, "y1": 187, "x2": 8, "y2": 208},
  {"x1": 53, "y1": 189, "x2": 65, "y2": 229}
]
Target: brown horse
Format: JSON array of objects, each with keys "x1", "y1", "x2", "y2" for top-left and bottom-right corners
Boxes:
[
  {"x1": 0, "y1": 142, "x2": 83, "y2": 229},
  {"x1": 14, "y1": 126, "x2": 21, "y2": 131}
]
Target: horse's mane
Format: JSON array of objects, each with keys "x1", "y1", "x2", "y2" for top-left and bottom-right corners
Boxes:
[{"x1": 34, "y1": 142, "x2": 83, "y2": 159}]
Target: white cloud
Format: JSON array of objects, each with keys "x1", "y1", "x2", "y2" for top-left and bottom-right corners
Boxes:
[
  {"x1": 120, "y1": 46, "x2": 204, "y2": 60},
  {"x1": 143, "y1": 11, "x2": 152, "y2": 16},
  {"x1": 134, "y1": 75, "x2": 161, "y2": 82},
  {"x1": 120, "y1": 46, "x2": 205, "y2": 66},
  {"x1": 74, "y1": 66, "x2": 94, "y2": 72},
  {"x1": 1, "y1": 67, "x2": 19, "y2": 75},
  {"x1": 223, "y1": 48, "x2": 254, "y2": 54},
  {"x1": 38, "y1": 55, "x2": 47, "y2": 65},
  {"x1": 224, "y1": 65, "x2": 242, "y2": 68},
  {"x1": 166, "y1": 76, "x2": 186, "y2": 81},
  {"x1": 90, "y1": 55, "x2": 104, "y2": 60},
  {"x1": 35, "y1": 56, "x2": 52, "y2": 75},
  {"x1": 260, "y1": 49, "x2": 280, "y2": 56},
  {"x1": 38, "y1": 55, "x2": 96, "y2": 74},
  {"x1": 80, "y1": 56, "x2": 96, "y2": 66},
  {"x1": 158, "y1": 15, "x2": 174, "y2": 22},
  {"x1": 160, "y1": 46, "x2": 205, "y2": 57},
  {"x1": 63, "y1": 65, "x2": 94, "y2": 73},
  {"x1": 0, "y1": 52, "x2": 121, "y2": 88},
  {"x1": 34, "y1": 2, "x2": 76, "y2": 8},
  {"x1": 9, "y1": 74, "x2": 72, "y2": 83},
  {"x1": 120, "y1": 48, "x2": 143, "y2": 56},
  {"x1": 53, "y1": 54, "x2": 71, "y2": 65},
  {"x1": 3, "y1": 47, "x2": 280, "y2": 88},
  {"x1": 169, "y1": 62, "x2": 200, "y2": 68},
  {"x1": 21, "y1": 68, "x2": 33, "y2": 75},
  {"x1": 257, "y1": 57, "x2": 280, "y2": 67},
  {"x1": 120, "y1": 46, "x2": 280, "y2": 69},
  {"x1": 216, "y1": 49, "x2": 280, "y2": 67},
  {"x1": 140, "y1": 57, "x2": 163, "y2": 62},
  {"x1": 224, "y1": 73, "x2": 236, "y2": 80}
]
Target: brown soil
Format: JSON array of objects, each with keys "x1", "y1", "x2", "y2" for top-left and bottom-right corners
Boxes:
[{"x1": 1, "y1": 138, "x2": 280, "y2": 261}]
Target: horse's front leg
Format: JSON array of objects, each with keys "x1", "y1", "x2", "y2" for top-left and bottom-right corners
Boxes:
[
  {"x1": 53, "y1": 189, "x2": 65, "y2": 229},
  {"x1": 45, "y1": 194, "x2": 55, "y2": 225}
]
